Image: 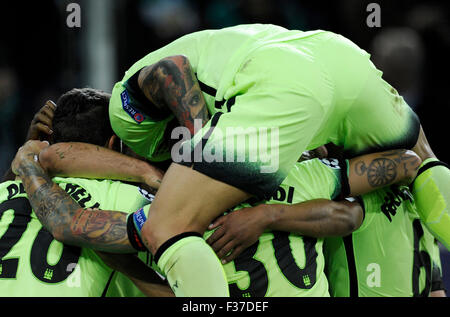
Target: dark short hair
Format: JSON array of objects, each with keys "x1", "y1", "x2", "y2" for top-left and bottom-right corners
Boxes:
[{"x1": 52, "y1": 88, "x2": 113, "y2": 146}]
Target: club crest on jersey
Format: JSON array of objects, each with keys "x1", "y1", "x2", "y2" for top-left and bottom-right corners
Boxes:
[
  {"x1": 319, "y1": 158, "x2": 340, "y2": 169},
  {"x1": 121, "y1": 90, "x2": 145, "y2": 124},
  {"x1": 138, "y1": 187, "x2": 155, "y2": 202},
  {"x1": 133, "y1": 207, "x2": 147, "y2": 232}
]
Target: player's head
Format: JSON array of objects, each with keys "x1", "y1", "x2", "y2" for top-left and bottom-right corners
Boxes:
[
  {"x1": 52, "y1": 87, "x2": 147, "y2": 159},
  {"x1": 52, "y1": 87, "x2": 113, "y2": 146}
]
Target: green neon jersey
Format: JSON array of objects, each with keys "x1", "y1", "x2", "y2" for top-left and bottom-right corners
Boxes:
[
  {"x1": 137, "y1": 158, "x2": 346, "y2": 296},
  {"x1": 0, "y1": 177, "x2": 152, "y2": 297},
  {"x1": 324, "y1": 186, "x2": 436, "y2": 297}
]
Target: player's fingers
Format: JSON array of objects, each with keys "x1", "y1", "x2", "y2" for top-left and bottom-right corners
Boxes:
[
  {"x1": 216, "y1": 240, "x2": 237, "y2": 262},
  {"x1": 45, "y1": 100, "x2": 57, "y2": 111},
  {"x1": 206, "y1": 225, "x2": 225, "y2": 246},
  {"x1": 43, "y1": 101, "x2": 56, "y2": 117},
  {"x1": 222, "y1": 245, "x2": 244, "y2": 264},
  {"x1": 21, "y1": 140, "x2": 50, "y2": 154},
  {"x1": 34, "y1": 122, "x2": 53, "y2": 135},
  {"x1": 38, "y1": 103, "x2": 56, "y2": 122},
  {"x1": 40, "y1": 106, "x2": 55, "y2": 121},
  {"x1": 34, "y1": 113, "x2": 53, "y2": 128},
  {"x1": 208, "y1": 215, "x2": 226, "y2": 230}
]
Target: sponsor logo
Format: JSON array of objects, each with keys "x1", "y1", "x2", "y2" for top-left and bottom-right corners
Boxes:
[
  {"x1": 133, "y1": 207, "x2": 147, "y2": 232},
  {"x1": 121, "y1": 90, "x2": 145, "y2": 124}
]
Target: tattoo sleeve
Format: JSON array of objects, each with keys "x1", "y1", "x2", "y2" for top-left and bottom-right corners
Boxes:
[
  {"x1": 16, "y1": 160, "x2": 134, "y2": 253},
  {"x1": 139, "y1": 55, "x2": 209, "y2": 134},
  {"x1": 349, "y1": 149, "x2": 421, "y2": 196}
]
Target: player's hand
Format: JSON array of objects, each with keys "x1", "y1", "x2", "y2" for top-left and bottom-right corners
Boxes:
[
  {"x1": 25, "y1": 100, "x2": 56, "y2": 141},
  {"x1": 206, "y1": 205, "x2": 268, "y2": 264},
  {"x1": 11, "y1": 140, "x2": 50, "y2": 175},
  {"x1": 141, "y1": 163, "x2": 165, "y2": 190}
]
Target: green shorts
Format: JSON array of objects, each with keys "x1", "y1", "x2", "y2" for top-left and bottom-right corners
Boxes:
[
  {"x1": 176, "y1": 33, "x2": 420, "y2": 199},
  {"x1": 111, "y1": 31, "x2": 420, "y2": 200}
]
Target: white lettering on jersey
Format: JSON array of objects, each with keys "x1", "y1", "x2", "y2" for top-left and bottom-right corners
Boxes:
[
  {"x1": 366, "y1": 263, "x2": 381, "y2": 288},
  {"x1": 66, "y1": 263, "x2": 81, "y2": 288}
]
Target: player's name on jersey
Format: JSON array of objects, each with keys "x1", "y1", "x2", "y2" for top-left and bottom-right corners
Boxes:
[
  {"x1": 6, "y1": 182, "x2": 26, "y2": 200},
  {"x1": 6, "y1": 181, "x2": 100, "y2": 209}
]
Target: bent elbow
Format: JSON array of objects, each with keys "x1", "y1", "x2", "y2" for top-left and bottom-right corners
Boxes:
[
  {"x1": 332, "y1": 201, "x2": 363, "y2": 236},
  {"x1": 346, "y1": 203, "x2": 364, "y2": 233},
  {"x1": 399, "y1": 149, "x2": 422, "y2": 185},
  {"x1": 50, "y1": 227, "x2": 66, "y2": 243},
  {"x1": 156, "y1": 55, "x2": 190, "y2": 74}
]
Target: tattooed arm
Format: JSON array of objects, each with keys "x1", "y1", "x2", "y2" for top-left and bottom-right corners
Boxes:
[
  {"x1": 12, "y1": 140, "x2": 135, "y2": 253},
  {"x1": 137, "y1": 55, "x2": 209, "y2": 134},
  {"x1": 207, "y1": 199, "x2": 363, "y2": 263},
  {"x1": 207, "y1": 148, "x2": 422, "y2": 263},
  {"x1": 38, "y1": 142, "x2": 163, "y2": 191},
  {"x1": 348, "y1": 149, "x2": 422, "y2": 197}
]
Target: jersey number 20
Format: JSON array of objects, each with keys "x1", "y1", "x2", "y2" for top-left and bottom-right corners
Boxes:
[{"x1": 0, "y1": 198, "x2": 81, "y2": 283}]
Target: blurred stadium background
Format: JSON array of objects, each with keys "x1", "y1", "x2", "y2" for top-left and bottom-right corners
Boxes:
[{"x1": 0, "y1": 0, "x2": 449, "y2": 295}]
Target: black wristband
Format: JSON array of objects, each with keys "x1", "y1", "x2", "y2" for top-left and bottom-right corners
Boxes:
[{"x1": 126, "y1": 214, "x2": 147, "y2": 252}]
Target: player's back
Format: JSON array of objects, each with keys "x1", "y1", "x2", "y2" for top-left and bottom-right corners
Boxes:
[
  {"x1": 324, "y1": 186, "x2": 434, "y2": 297},
  {"x1": 203, "y1": 158, "x2": 345, "y2": 297},
  {"x1": 112, "y1": 23, "x2": 326, "y2": 116},
  {"x1": 0, "y1": 178, "x2": 150, "y2": 297}
]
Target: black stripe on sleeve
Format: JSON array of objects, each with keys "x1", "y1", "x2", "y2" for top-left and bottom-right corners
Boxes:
[
  {"x1": 226, "y1": 96, "x2": 236, "y2": 112},
  {"x1": 215, "y1": 99, "x2": 226, "y2": 109},
  {"x1": 343, "y1": 235, "x2": 359, "y2": 297},
  {"x1": 124, "y1": 70, "x2": 171, "y2": 120},
  {"x1": 197, "y1": 79, "x2": 217, "y2": 97},
  {"x1": 336, "y1": 158, "x2": 350, "y2": 200},
  {"x1": 101, "y1": 271, "x2": 116, "y2": 297},
  {"x1": 415, "y1": 160, "x2": 449, "y2": 179},
  {"x1": 194, "y1": 111, "x2": 224, "y2": 153}
]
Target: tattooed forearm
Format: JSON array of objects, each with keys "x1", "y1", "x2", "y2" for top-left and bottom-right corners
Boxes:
[
  {"x1": 366, "y1": 158, "x2": 397, "y2": 187},
  {"x1": 353, "y1": 149, "x2": 421, "y2": 188},
  {"x1": 16, "y1": 161, "x2": 134, "y2": 253},
  {"x1": 139, "y1": 55, "x2": 209, "y2": 134},
  {"x1": 381, "y1": 149, "x2": 421, "y2": 174},
  {"x1": 70, "y1": 209, "x2": 129, "y2": 247}
]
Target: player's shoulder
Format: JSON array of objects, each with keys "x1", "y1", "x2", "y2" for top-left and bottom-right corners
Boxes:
[
  {"x1": 295, "y1": 157, "x2": 342, "y2": 174},
  {"x1": 52, "y1": 176, "x2": 137, "y2": 197}
]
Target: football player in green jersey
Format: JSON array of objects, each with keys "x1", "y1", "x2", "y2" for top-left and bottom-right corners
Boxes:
[
  {"x1": 137, "y1": 149, "x2": 421, "y2": 297},
  {"x1": 12, "y1": 135, "x2": 422, "y2": 296},
  {"x1": 0, "y1": 88, "x2": 169, "y2": 296},
  {"x1": 430, "y1": 240, "x2": 447, "y2": 297},
  {"x1": 206, "y1": 147, "x2": 445, "y2": 297},
  {"x1": 323, "y1": 185, "x2": 445, "y2": 297},
  {"x1": 30, "y1": 24, "x2": 449, "y2": 296}
]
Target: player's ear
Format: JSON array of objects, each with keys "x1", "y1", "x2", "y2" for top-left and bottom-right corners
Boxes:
[{"x1": 106, "y1": 135, "x2": 119, "y2": 151}]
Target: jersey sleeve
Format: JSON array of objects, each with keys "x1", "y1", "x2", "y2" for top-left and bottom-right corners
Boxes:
[
  {"x1": 297, "y1": 157, "x2": 349, "y2": 200},
  {"x1": 53, "y1": 177, "x2": 153, "y2": 214}
]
